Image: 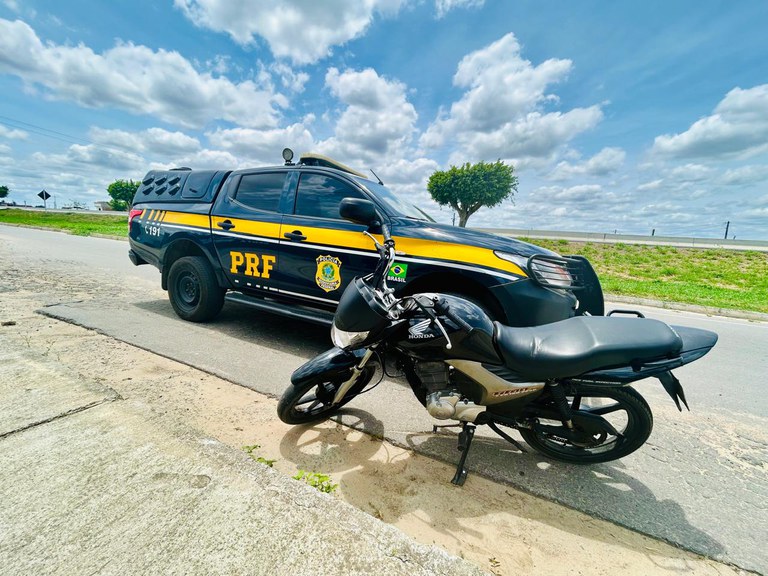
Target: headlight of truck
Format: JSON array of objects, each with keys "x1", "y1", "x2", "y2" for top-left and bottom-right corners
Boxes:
[
  {"x1": 331, "y1": 324, "x2": 370, "y2": 349},
  {"x1": 495, "y1": 251, "x2": 573, "y2": 288},
  {"x1": 528, "y1": 257, "x2": 572, "y2": 288}
]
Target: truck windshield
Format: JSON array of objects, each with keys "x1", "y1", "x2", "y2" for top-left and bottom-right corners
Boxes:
[{"x1": 355, "y1": 178, "x2": 434, "y2": 222}]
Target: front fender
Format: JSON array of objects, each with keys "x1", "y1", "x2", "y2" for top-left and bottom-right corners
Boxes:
[{"x1": 291, "y1": 347, "x2": 367, "y2": 387}]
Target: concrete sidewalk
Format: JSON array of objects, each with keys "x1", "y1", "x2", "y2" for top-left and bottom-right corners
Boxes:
[{"x1": 0, "y1": 346, "x2": 485, "y2": 576}]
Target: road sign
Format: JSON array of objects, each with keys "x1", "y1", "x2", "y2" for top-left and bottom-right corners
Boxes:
[{"x1": 38, "y1": 190, "x2": 51, "y2": 201}]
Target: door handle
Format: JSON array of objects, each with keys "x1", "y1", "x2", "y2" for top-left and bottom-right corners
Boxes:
[
  {"x1": 283, "y1": 230, "x2": 307, "y2": 241},
  {"x1": 217, "y1": 220, "x2": 235, "y2": 231}
]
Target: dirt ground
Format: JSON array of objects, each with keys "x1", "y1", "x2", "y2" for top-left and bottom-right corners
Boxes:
[{"x1": 0, "y1": 244, "x2": 751, "y2": 576}]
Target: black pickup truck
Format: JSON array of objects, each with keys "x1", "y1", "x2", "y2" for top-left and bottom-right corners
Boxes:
[{"x1": 128, "y1": 151, "x2": 603, "y2": 326}]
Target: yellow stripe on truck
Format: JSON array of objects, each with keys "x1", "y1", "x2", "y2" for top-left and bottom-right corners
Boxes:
[
  {"x1": 299, "y1": 226, "x2": 527, "y2": 278},
  {"x1": 155, "y1": 211, "x2": 527, "y2": 278},
  {"x1": 213, "y1": 217, "x2": 282, "y2": 239},
  {"x1": 163, "y1": 211, "x2": 213, "y2": 229}
]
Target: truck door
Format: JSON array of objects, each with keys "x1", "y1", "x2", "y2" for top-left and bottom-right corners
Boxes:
[
  {"x1": 210, "y1": 170, "x2": 287, "y2": 295},
  {"x1": 277, "y1": 171, "x2": 381, "y2": 306}
]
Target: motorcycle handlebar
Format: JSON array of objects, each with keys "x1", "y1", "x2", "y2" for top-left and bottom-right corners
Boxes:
[
  {"x1": 379, "y1": 221, "x2": 392, "y2": 244},
  {"x1": 436, "y1": 298, "x2": 475, "y2": 334}
]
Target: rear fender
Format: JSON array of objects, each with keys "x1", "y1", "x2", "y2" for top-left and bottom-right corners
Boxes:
[{"x1": 291, "y1": 347, "x2": 367, "y2": 387}]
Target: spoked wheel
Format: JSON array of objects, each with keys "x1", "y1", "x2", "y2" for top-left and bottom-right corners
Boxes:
[
  {"x1": 277, "y1": 366, "x2": 376, "y2": 425},
  {"x1": 520, "y1": 385, "x2": 653, "y2": 464}
]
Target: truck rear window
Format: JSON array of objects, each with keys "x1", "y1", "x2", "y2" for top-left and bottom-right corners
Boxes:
[{"x1": 234, "y1": 173, "x2": 285, "y2": 212}]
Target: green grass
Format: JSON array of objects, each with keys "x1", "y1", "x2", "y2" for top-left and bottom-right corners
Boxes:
[
  {"x1": 521, "y1": 238, "x2": 768, "y2": 314},
  {"x1": 0, "y1": 208, "x2": 127, "y2": 237},
  {"x1": 0, "y1": 210, "x2": 764, "y2": 313}
]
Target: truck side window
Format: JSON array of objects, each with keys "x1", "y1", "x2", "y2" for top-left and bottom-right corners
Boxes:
[
  {"x1": 295, "y1": 174, "x2": 364, "y2": 220},
  {"x1": 233, "y1": 172, "x2": 285, "y2": 212}
]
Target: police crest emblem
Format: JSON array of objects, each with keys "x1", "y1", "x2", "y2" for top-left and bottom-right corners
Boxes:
[{"x1": 315, "y1": 255, "x2": 342, "y2": 292}]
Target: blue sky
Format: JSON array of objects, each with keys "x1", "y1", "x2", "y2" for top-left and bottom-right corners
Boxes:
[{"x1": 1, "y1": 0, "x2": 767, "y2": 239}]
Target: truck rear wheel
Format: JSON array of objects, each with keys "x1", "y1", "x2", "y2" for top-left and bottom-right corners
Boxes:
[{"x1": 167, "y1": 256, "x2": 225, "y2": 322}]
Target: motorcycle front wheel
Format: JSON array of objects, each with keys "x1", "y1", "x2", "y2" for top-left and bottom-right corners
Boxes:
[
  {"x1": 519, "y1": 385, "x2": 653, "y2": 464},
  {"x1": 277, "y1": 366, "x2": 376, "y2": 425}
]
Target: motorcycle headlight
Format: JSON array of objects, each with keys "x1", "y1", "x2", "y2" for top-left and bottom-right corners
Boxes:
[{"x1": 331, "y1": 324, "x2": 370, "y2": 349}]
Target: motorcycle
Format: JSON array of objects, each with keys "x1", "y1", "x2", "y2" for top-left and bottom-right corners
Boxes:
[{"x1": 277, "y1": 198, "x2": 719, "y2": 485}]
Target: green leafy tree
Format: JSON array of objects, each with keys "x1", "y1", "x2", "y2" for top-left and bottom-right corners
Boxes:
[
  {"x1": 427, "y1": 160, "x2": 517, "y2": 227},
  {"x1": 0, "y1": 185, "x2": 9, "y2": 199},
  {"x1": 107, "y1": 179, "x2": 139, "y2": 211}
]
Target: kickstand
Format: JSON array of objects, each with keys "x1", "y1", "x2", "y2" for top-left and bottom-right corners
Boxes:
[
  {"x1": 451, "y1": 422, "x2": 476, "y2": 486},
  {"x1": 488, "y1": 421, "x2": 527, "y2": 453}
]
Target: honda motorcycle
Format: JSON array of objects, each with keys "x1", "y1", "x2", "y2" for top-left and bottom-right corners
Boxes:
[{"x1": 277, "y1": 199, "x2": 719, "y2": 485}]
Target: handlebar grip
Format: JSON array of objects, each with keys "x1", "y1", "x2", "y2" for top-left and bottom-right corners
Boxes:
[
  {"x1": 380, "y1": 222, "x2": 392, "y2": 243},
  {"x1": 437, "y1": 298, "x2": 474, "y2": 333}
]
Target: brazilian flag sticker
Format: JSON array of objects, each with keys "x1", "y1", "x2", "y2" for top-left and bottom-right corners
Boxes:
[{"x1": 387, "y1": 262, "x2": 408, "y2": 283}]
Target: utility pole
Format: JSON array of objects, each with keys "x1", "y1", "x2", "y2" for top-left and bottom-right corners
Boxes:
[{"x1": 724, "y1": 221, "x2": 730, "y2": 240}]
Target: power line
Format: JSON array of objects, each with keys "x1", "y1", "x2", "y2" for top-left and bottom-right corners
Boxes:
[{"x1": 0, "y1": 114, "x2": 138, "y2": 155}]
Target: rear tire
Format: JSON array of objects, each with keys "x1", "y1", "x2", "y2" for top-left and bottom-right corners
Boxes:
[
  {"x1": 277, "y1": 366, "x2": 376, "y2": 425},
  {"x1": 520, "y1": 385, "x2": 653, "y2": 464},
  {"x1": 167, "y1": 256, "x2": 225, "y2": 322}
]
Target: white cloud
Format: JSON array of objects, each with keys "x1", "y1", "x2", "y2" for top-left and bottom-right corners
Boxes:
[
  {"x1": 150, "y1": 148, "x2": 242, "y2": 171},
  {"x1": 420, "y1": 33, "x2": 603, "y2": 164},
  {"x1": 270, "y1": 62, "x2": 310, "y2": 93},
  {"x1": 0, "y1": 124, "x2": 28, "y2": 139},
  {"x1": 174, "y1": 0, "x2": 404, "y2": 65},
  {"x1": 0, "y1": 18, "x2": 286, "y2": 129},
  {"x1": 206, "y1": 124, "x2": 316, "y2": 164},
  {"x1": 548, "y1": 147, "x2": 626, "y2": 180},
  {"x1": 319, "y1": 67, "x2": 418, "y2": 165},
  {"x1": 435, "y1": 0, "x2": 485, "y2": 18},
  {"x1": 637, "y1": 179, "x2": 663, "y2": 191},
  {"x1": 720, "y1": 165, "x2": 768, "y2": 186},
  {"x1": 666, "y1": 163, "x2": 715, "y2": 182},
  {"x1": 652, "y1": 84, "x2": 768, "y2": 160},
  {"x1": 88, "y1": 127, "x2": 201, "y2": 156},
  {"x1": 32, "y1": 144, "x2": 145, "y2": 173}
]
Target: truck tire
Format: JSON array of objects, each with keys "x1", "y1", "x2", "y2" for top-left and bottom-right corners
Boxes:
[{"x1": 167, "y1": 256, "x2": 225, "y2": 322}]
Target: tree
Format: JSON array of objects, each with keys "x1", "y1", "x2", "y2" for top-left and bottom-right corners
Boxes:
[
  {"x1": 427, "y1": 160, "x2": 517, "y2": 227},
  {"x1": 107, "y1": 179, "x2": 139, "y2": 211},
  {"x1": 0, "y1": 185, "x2": 9, "y2": 199}
]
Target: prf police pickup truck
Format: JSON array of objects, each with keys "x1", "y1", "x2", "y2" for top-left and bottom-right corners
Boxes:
[{"x1": 128, "y1": 150, "x2": 604, "y2": 327}]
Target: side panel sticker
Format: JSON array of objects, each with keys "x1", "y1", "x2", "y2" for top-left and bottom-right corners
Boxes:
[
  {"x1": 316, "y1": 255, "x2": 342, "y2": 292},
  {"x1": 387, "y1": 262, "x2": 408, "y2": 283}
]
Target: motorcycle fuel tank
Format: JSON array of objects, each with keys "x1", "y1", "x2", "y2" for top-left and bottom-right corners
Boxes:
[{"x1": 395, "y1": 293, "x2": 501, "y2": 364}]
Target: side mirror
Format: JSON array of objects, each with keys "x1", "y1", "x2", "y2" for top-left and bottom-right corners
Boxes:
[{"x1": 339, "y1": 198, "x2": 379, "y2": 227}]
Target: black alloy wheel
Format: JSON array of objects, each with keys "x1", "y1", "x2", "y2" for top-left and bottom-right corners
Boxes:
[
  {"x1": 520, "y1": 385, "x2": 653, "y2": 464},
  {"x1": 277, "y1": 366, "x2": 376, "y2": 425}
]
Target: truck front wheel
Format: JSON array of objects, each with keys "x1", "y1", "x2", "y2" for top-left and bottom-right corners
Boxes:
[{"x1": 167, "y1": 256, "x2": 225, "y2": 322}]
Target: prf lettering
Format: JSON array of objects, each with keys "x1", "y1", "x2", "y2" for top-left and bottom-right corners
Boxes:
[{"x1": 230, "y1": 251, "x2": 276, "y2": 278}]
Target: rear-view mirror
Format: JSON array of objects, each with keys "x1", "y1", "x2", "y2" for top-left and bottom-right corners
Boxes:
[{"x1": 339, "y1": 198, "x2": 379, "y2": 227}]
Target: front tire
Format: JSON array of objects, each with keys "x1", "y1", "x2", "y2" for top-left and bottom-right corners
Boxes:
[
  {"x1": 277, "y1": 366, "x2": 376, "y2": 425},
  {"x1": 520, "y1": 385, "x2": 653, "y2": 464},
  {"x1": 167, "y1": 256, "x2": 225, "y2": 322}
]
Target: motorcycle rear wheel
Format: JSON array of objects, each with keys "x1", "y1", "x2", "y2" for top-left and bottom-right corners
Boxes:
[
  {"x1": 277, "y1": 366, "x2": 376, "y2": 425},
  {"x1": 520, "y1": 385, "x2": 653, "y2": 464}
]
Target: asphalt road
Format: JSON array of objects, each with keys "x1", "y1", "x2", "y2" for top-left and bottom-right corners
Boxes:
[{"x1": 2, "y1": 224, "x2": 766, "y2": 574}]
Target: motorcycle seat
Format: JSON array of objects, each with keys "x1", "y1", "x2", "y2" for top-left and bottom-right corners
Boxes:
[{"x1": 493, "y1": 316, "x2": 683, "y2": 380}]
